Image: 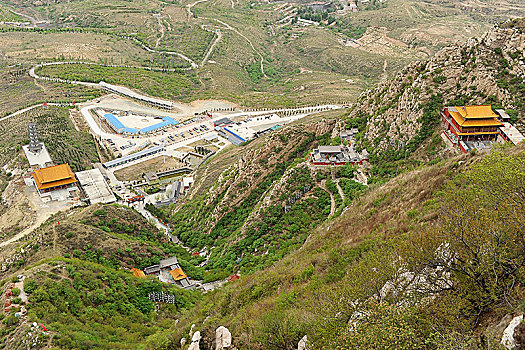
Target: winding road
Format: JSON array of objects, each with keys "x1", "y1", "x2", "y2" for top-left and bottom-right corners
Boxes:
[
  {"x1": 8, "y1": 8, "x2": 39, "y2": 25},
  {"x1": 8, "y1": 0, "x2": 263, "y2": 77},
  {"x1": 207, "y1": 17, "x2": 267, "y2": 77},
  {"x1": 0, "y1": 102, "x2": 72, "y2": 123},
  {"x1": 131, "y1": 37, "x2": 198, "y2": 69}
]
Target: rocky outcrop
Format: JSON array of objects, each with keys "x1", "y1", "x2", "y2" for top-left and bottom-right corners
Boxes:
[
  {"x1": 215, "y1": 326, "x2": 232, "y2": 350},
  {"x1": 297, "y1": 335, "x2": 309, "y2": 350},
  {"x1": 502, "y1": 315, "x2": 524, "y2": 349},
  {"x1": 199, "y1": 119, "x2": 336, "y2": 233},
  {"x1": 188, "y1": 331, "x2": 201, "y2": 350},
  {"x1": 348, "y1": 19, "x2": 525, "y2": 153}
]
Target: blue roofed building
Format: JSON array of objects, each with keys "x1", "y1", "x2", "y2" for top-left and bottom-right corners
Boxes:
[
  {"x1": 139, "y1": 117, "x2": 178, "y2": 134},
  {"x1": 104, "y1": 113, "x2": 126, "y2": 132},
  {"x1": 101, "y1": 112, "x2": 178, "y2": 136}
]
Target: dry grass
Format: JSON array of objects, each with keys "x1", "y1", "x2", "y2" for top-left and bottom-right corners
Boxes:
[
  {"x1": 113, "y1": 155, "x2": 185, "y2": 181},
  {"x1": 169, "y1": 148, "x2": 486, "y2": 348}
]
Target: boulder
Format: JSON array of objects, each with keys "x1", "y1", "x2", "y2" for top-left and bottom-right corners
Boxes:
[
  {"x1": 501, "y1": 315, "x2": 524, "y2": 349},
  {"x1": 216, "y1": 326, "x2": 232, "y2": 349},
  {"x1": 298, "y1": 335, "x2": 308, "y2": 350},
  {"x1": 188, "y1": 331, "x2": 201, "y2": 350}
]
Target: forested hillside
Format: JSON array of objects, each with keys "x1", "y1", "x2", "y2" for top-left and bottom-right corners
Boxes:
[
  {"x1": 0, "y1": 205, "x2": 201, "y2": 349},
  {"x1": 151, "y1": 117, "x2": 366, "y2": 282}
]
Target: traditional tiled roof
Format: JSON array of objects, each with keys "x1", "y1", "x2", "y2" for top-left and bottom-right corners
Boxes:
[
  {"x1": 169, "y1": 268, "x2": 188, "y2": 281},
  {"x1": 318, "y1": 145, "x2": 343, "y2": 153},
  {"x1": 159, "y1": 256, "x2": 179, "y2": 268},
  {"x1": 449, "y1": 106, "x2": 503, "y2": 128},
  {"x1": 455, "y1": 105, "x2": 499, "y2": 119},
  {"x1": 130, "y1": 268, "x2": 145, "y2": 278},
  {"x1": 32, "y1": 164, "x2": 77, "y2": 190}
]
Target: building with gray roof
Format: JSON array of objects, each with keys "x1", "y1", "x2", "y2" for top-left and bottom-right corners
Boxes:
[{"x1": 102, "y1": 146, "x2": 165, "y2": 169}]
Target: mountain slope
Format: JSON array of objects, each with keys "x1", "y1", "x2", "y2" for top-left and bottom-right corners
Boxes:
[
  {"x1": 0, "y1": 204, "x2": 201, "y2": 350},
  {"x1": 155, "y1": 145, "x2": 525, "y2": 350},
  {"x1": 135, "y1": 21, "x2": 525, "y2": 349},
  {"x1": 343, "y1": 18, "x2": 525, "y2": 179},
  {"x1": 152, "y1": 116, "x2": 368, "y2": 281}
]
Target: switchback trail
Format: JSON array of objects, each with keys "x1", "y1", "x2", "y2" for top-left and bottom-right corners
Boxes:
[{"x1": 186, "y1": 0, "x2": 267, "y2": 76}]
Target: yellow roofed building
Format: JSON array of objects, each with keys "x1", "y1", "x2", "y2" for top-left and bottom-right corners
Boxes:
[
  {"x1": 441, "y1": 105, "x2": 504, "y2": 153},
  {"x1": 130, "y1": 268, "x2": 146, "y2": 278},
  {"x1": 32, "y1": 164, "x2": 78, "y2": 195}
]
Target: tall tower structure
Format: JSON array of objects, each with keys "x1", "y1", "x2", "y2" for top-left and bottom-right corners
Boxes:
[{"x1": 28, "y1": 122, "x2": 43, "y2": 154}]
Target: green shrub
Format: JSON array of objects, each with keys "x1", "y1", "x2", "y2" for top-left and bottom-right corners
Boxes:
[
  {"x1": 93, "y1": 209, "x2": 107, "y2": 217},
  {"x1": 24, "y1": 279, "x2": 37, "y2": 294},
  {"x1": 407, "y1": 209, "x2": 418, "y2": 219}
]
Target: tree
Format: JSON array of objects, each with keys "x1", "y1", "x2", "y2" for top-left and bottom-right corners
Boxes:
[{"x1": 415, "y1": 151, "x2": 525, "y2": 315}]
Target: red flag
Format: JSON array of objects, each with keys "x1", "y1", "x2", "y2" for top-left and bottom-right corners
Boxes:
[
  {"x1": 57, "y1": 221, "x2": 60, "y2": 225},
  {"x1": 41, "y1": 325, "x2": 47, "y2": 331}
]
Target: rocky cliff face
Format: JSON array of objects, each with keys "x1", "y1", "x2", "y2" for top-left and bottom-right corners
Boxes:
[{"x1": 349, "y1": 18, "x2": 525, "y2": 152}]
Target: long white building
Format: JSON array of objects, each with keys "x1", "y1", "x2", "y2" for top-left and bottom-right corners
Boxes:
[
  {"x1": 99, "y1": 81, "x2": 174, "y2": 110},
  {"x1": 102, "y1": 146, "x2": 165, "y2": 169}
]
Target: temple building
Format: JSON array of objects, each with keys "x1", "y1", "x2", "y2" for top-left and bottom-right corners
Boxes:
[
  {"x1": 441, "y1": 105, "x2": 503, "y2": 153},
  {"x1": 32, "y1": 164, "x2": 78, "y2": 201},
  {"x1": 311, "y1": 145, "x2": 368, "y2": 165},
  {"x1": 143, "y1": 256, "x2": 192, "y2": 289},
  {"x1": 130, "y1": 268, "x2": 146, "y2": 278}
]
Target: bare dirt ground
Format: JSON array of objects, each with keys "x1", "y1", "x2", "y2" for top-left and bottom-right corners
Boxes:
[
  {"x1": 0, "y1": 182, "x2": 72, "y2": 248},
  {"x1": 113, "y1": 155, "x2": 185, "y2": 181},
  {"x1": 355, "y1": 27, "x2": 426, "y2": 58},
  {"x1": 0, "y1": 180, "x2": 33, "y2": 241},
  {"x1": 95, "y1": 95, "x2": 237, "y2": 119}
]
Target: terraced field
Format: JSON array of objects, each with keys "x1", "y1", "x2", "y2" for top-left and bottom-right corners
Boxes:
[
  {"x1": 1, "y1": 0, "x2": 523, "y2": 110},
  {"x1": 38, "y1": 64, "x2": 201, "y2": 101}
]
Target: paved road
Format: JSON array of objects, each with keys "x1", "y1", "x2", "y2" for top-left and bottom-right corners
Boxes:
[
  {"x1": 8, "y1": 8, "x2": 39, "y2": 25},
  {"x1": 29, "y1": 63, "x2": 100, "y2": 88},
  {"x1": 79, "y1": 104, "x2": 114, "y2": 138},
  {"x1": 0, "y1": 102, "x2": 71, "y2": 123},
  {"x1": 133, "y1": 38, "x2": 198, "y2": 69}
]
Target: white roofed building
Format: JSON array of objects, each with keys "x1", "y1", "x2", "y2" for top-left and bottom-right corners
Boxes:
[{"x1": 76, "y1": 168, "x2": 116, "y2": 204}]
